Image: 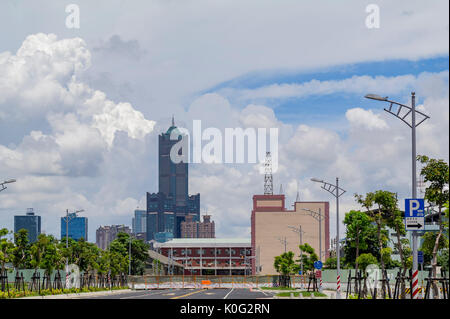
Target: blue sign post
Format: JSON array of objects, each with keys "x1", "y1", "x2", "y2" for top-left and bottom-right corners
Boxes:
[
  {"x1": 418, "y1": 251, "x2": 424, "y2": 264},
  {"x1": 313, "y1": 261, "x2": 323, "y2": 270}
]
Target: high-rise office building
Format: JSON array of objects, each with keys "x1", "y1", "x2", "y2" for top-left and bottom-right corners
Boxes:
[
  {"x1": 96, "y1": 225, "x2": 131, "y2": 250},
  {"x1": 132, "y1": 209, "x2": 147, "y2": 234},
  {"x1": 158, "y1": 117, "x2": 188, "y2": 208},
  {"x1": 198, "y1": 215, "x2": 215, "y2": 238},
  {"x1": 181, "y1": 214, "x2": 215, "y2": 238},
  {"x1": 61, "y1": 212, "x2": 88, "y2": 242},
  {"x1": 14, "y1": 208, "x2": 41, "y2": 243},
  {"x1": 146, "y1": 118, "x2": 200, "y2": 241}
]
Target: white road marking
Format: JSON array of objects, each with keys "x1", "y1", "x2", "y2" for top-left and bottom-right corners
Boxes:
[
  {"x1": 223, "y1": 288, "x2": 234, "y2": 299},
  {"x1": 119, "y1": 290, "x2": 173, "y2": 299}
]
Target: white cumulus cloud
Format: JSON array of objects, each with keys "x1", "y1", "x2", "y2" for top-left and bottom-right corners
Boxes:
[{"x1": 345, "y1": 108, "x2": 388, "y2": 130}]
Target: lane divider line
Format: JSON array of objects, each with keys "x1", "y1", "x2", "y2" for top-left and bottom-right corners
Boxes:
[
  {"x1": 171, "y1": 289, "x2": 206, "y2": 299},
  {"x1": 224, "y1": 288, "x2": 234, "y2": 299}
]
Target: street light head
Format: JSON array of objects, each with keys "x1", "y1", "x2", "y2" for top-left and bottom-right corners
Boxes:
[
  {"x1": 3, "y1": 179, "x2": 16, "y2": 184},
  {"x1": 310, "y1": 178, "x2": 323, "y2": 183},
  {"x1": 365, "y1": 94, "x2": 388, "y2": 101}
]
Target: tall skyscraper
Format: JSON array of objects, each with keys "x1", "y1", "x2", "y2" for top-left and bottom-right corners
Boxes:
[
  {"x1": 14, "y1": 208, "x2": 41, "y2": 243},
  {"x1": 61, "y1": 212, "x2": 88, "y2": 242},
  {"x1": 159, "y1": 116, "x2": 189, "y2": 207},
  {"x1": 146, "y1": 118, "x2": 200, "y2": 241}
]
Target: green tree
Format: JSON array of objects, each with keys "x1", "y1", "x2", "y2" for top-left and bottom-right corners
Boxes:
[
  {"x1": 30, "y1": 234, "x2": 48, "y2": 271},
  {"x1": 12, "y1": 229, "x2": 31, "y2": 270},
  {"x1": 421, "y1": 232, "x2": 448, "y2": 264},
  {"x1": 381, "y1": 247, "x2": 401, "y2": 269},
  {"x1": 437, "y1": 249, "x2": 449, "y2": 272},
  {"x1": 355, "y1": 192, "x2": 392, "y2": 277},
  {"x1": 109, "y1": 232, "x2": 149, "y2": 275},
  {"x1": 40, "y1": 235, "x2": 64, "y2": 286},
  {"x1": 417, "y1": 155, "x2": 449, "y2": 297},
  {"x1": 356, "y1": 253, "x2": 378, "y2": 272},
  {"x1": 343, "y1": 227, "x2": 386, "y2": 267},
  {"x1": 96, "y1": 250, "x2": 111, "y2": 276},
  {"x1": 355, "y1": 190, "x2": 395, "y2": 296},
  {"x1": 324, "y1": 256, "x2": 337, "y2": 269},
  {"x1": 343, "y1": 210, "x2": 373, "y2": 273},
  {"x1": 274, "y1": 251, "x2": 299, "y2": 276},
  {"x1": 378, "y1": 191, "x2": 410, "y2": 274},
  {"x1": 0, "y1": 228, "x2": 14, "y2": 274},
  {"x1": 297, "y1": 243, "x2": 319, "y2": 272}
]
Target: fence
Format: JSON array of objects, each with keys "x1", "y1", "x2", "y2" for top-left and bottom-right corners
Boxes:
[
  {"x1": 128, "y1": 275, "x2": 308, "y2": 289},
  {"x1": 0, "y1": 269, "x2": 128, "y2": 293}
]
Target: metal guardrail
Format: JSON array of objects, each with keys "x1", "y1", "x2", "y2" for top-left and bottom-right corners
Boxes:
[{"x1": 128, "y1": 275, "x2": 308, "y2": 289}]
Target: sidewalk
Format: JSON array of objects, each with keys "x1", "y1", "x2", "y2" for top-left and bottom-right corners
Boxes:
[
  {"x1": 259, "y1": 288, "x2": 335, "y2": 299},
  {"x1": 18, "y1": 289, "x2": 131, "y2": 299}
]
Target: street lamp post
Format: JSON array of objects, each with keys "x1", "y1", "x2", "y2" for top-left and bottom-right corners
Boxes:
[
  {"x1": 129, "y1": 234, "x2": 132, "y2": 276},
  {"x1": 0, "y1": 179, "x2": 16, "y2": 193},
  {"x1": 365, "y1": 92, "x2": 430, "y2": 299},
  {"x1": 300, "y1": 208, "x2": 323, "y2": 262},
  {"x1": 311, "y1": 177, "x2": 346, "y2": 299},
  {"x1": 288, "y1": 225, "x2": 305, "y2": 276},
  {"x1": 276, "y1": 237, "x2": 288, "y2": 253},
  {"x1": 63, "y1": 209, "x2": 84, "y2": 287}
]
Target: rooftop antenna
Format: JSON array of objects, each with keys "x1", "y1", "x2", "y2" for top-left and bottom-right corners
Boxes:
[
  {"x1": 264, "y1": 152, "x2": 273, "y2": 195},
  {"x1": 172, "y1": 114, "x2": 175, "y2": 126},
  {"x1": 279, "y1": 184, "x2": 283, "y2": 195},
  {"x1": 296, "y1": 190, "x2": 300, "y2": 202}
]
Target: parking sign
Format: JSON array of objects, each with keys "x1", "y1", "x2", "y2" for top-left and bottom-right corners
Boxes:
[{"x1": 405, "y1": 199, "x2": 425, "y2": 231}]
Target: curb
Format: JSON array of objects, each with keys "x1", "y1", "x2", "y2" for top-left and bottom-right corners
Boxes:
[{"x1": 18, "y1": 289, "x2": 131, "y2": 299}]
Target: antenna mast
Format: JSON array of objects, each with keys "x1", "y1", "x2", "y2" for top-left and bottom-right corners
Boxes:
[{"x1": 264, "y1": 152, "x2": 273, "y2": 195}]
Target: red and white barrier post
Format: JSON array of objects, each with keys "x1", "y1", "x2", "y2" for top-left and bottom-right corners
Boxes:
[
  {"x1": 337, "y1": 275, "x2": 341, "y2": 296},
  {"x1": 412, "y1": 269, "x2": 419, "y2": 299}
]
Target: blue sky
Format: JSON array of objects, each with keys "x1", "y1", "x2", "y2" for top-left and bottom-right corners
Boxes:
[
  {"x1": 206, "y1": 56, "x2": 449, "y2": 126},
  {"x1": 0, "y1": 1, "x2": 448, "y2": 241}
]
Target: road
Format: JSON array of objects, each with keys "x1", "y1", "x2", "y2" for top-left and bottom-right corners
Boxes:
[{"x1": 75, "y1": 288, "x2": 276, "y2": 299}]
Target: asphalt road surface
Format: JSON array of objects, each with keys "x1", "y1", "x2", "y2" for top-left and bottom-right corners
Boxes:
[{"x1": 76, "y1": 288, "x2": 276, "y2": 299}]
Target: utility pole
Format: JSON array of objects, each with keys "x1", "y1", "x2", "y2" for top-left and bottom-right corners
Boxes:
[
  {"x1": 300, "y1": 207, "x2": 323, "y2": 261},
  {"x1": 276, "y1": 237, "x2": 288, "y2": 253},
  {"x1": 311, "y1": 177, "x2": 346, "y2": 299},
  {"x1": 129, "y1": 234, "x2": 132, "y2": 276},
  {"x1": 365, "y1": 92, "x2": 429, "y2": 299},
  {"x1": 288, "y1": 225, "x2": 305, "y2": 276},
  {"x1": 63, "y1": 208, "x2": 83, "y2": 288}
]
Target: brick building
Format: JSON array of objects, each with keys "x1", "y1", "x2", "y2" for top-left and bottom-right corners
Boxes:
[{"x1": 154, "y1": 238, "x2": 251, "y2": 275}]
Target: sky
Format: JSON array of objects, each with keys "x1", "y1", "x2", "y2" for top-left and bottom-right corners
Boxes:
[{"x1": 0, "y1": 0, "x2": 448, "y2": 243}]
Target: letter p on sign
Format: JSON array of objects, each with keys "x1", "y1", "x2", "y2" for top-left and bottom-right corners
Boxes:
[
  {"x1": 405, "y1": 199, "x2": 425, "y2": 217},
  {"x1": 410, "y1": 200, "x2": 420, "y2": 213}
]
